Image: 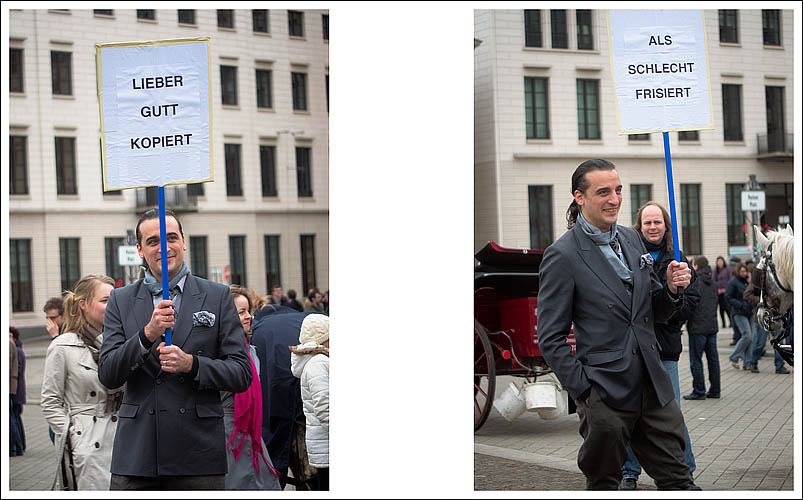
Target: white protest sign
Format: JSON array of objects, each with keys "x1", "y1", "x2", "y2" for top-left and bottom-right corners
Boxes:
[
  {"x1": 97, "y1": 37, "x2": 213, "y2": 190},
  {"x1": 608, "y1": 10, "x2": 713, "y2": 134}
]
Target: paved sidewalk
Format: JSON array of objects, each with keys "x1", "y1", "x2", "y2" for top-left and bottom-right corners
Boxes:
[{"x1": 475, "y1": 326, "x2": 796, "y2": 491}]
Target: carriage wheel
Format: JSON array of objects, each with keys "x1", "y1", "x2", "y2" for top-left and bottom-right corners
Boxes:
[{"x1": 474, "y1": 320, "x2": 496, "y2": 432}]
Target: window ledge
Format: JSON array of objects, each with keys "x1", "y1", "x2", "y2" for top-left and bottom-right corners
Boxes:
[
  {"x1": 289, "y1": 35, "x2": 307, "y2": 41},
  {"x1": 724, "y1": 141, "x2": 746, "y2": 146},
  {"x1": 226, "y1": 195, "x2": 246, "y2": 200},
  {"x1": 677, "y1": 140, "x2": 701, "y2": 145},
  {"x1": 217, "y1": 27, "x2": 236, "y2": 32},
  {"x1": 262, "y1": 195, "x2": 280, "y2": 200},
  {"x1": 526, "y1": 138, "x2": 552, "y2": 144},
  {"x1": 94, "y1": 14, "x2": 114, "y2": 19},
  {"x1": 53, "y1": 94, "x2": 76, "y2": 100},
  {"x1": 293, "y1": 110, "x2": 311, "y2": 115},
  {"x1": 10, "y1": 194, "x2": 32, "y2": 200},
  {"x1": 137, "y1": 18, "x2": 158, "y2": 24},
  {"x1": 578, "y1": 139, "x2": 603, "y2": 144},
  {"x1": 57, "y1": 194, "x2": 80, "y2": 200},
  {"x1": 297, "y1": 197, "x2": 316, "y2": 201},
  {"x1": 763, "y1": 44, "x2": 784, "y2": 50},
  {"x1": 222, "y1": 104, "x2": 241, "y2": 110},
  {"x1": 10, "y1": 92, "x2": 26, "y2": 97},
  {"x1": 49, "y1": 10, "x2": 71, "y2": 15},
  {"x1": 257, "y1": 107, "x2": 276, "y2": 113},
  {"x1": 523, "y1": 46, "x2": 601, "y2": 55},
  {"x1": 719, "y1": 42, "x2": 741, "y2": 48},
  {"x1": 178, "y1": 23, "x2": 198, "y2": 28},
  {"x1": 253, "y1": 31, "x2": 271, "y2": 37}
]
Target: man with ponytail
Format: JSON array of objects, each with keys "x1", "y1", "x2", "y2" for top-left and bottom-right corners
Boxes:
[
  {"x1": 98, "y1": 208, "x2": 252, "y2": 490},
  {"x1": 536, "y1": 159, "x2": 698, "y2": 490}
]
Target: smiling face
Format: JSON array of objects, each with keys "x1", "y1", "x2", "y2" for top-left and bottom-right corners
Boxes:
[
  {"x1": 575, "y1": 169, "x2": 622, "y2": 232},
  {"x1": 137, "y1": 215, "x2": 186, "y2": 282},
  {"x1": 80, "y1": 281, "x2": 113, "y2": 331},
  {"x1": 640, "y1": 205, "x2": 667, "y2": 245},
  {"x1": 233, "y1": 294, "x2": 252, "y2": 335}
]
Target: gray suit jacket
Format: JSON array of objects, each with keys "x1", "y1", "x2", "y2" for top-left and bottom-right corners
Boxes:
[
  {"x1": 98, "y1": 273, "x2": 252, "y2": 477},
  {"x1": 536, "y1": 224, "x2": 680, "y2": 412}
]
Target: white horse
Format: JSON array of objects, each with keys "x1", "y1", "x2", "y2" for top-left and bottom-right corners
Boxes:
[{"x1": 753, "y1": 225, "x2": 794, "y2": 332}]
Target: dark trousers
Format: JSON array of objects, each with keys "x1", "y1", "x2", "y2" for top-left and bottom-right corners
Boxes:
[
  {"x1": 688, "y1": 334, "x2": 721, "y2": 397},
  {"x1": 717, "y1": 293, "x2": 731, "y2": 327},
  {"x1": 576, "y1": 383, "x2": 690, "y2": 490},
  {"x1": 110, "y1": 473, "x2": 225, "y2": 490},
  {"x1": 9, "y1": 397, "x2": 25, "y2": 455}
]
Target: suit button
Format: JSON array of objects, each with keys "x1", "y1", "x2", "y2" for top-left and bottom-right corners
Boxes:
[
  {"x1": 644, "y1": 317, "x2": 649, "y2": 324},
  {"x1": 179, "y1": 408, "x2": 185, "y2": 414},
  {"x1": 178, "y1": 377, "x2": 185, "y2": 383},
  {"x1": 196, "y1": 350, "x2": 203, "y2": 355},
  {"x1": 94, "y1": 442, "x2": 100, "y2": 449},
  {"x1": 148, "y1": 409, "x2": 155, "y2": 415},
  {"x1": 111, "y1": 416, "x2": 118, "y2": 422},
  {"x1": 90, "y1": 391, "x2": 96, "y2": 397},
  {"x1": 156, "y1": 379, "x2": 163, "y2": 385}
]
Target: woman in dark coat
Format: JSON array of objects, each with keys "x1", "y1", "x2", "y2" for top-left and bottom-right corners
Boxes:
[
  {"x1": 712, "y1": 256, "x2": 732, "y2": 328},
  {"x1": 684, "y1": 257, "x2": 721, "y2": 399},
  {"x1": 10, "y1": 326, "x2": 26, "y2": 456}
]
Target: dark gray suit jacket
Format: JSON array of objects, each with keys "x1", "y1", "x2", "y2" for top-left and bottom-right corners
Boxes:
[
  {"x1": 536, "y1": 224, "x2": 680, "y2": 412},
  {"x1": 98, "y1": 273, "x2": 252, "y2": 477}
]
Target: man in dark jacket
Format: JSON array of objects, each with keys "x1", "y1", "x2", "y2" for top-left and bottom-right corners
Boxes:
[
  {"x1": 684, "y1": 256, "x2": 721, "y2": 399},
  {"x1": 726, "y1": 264, "x2": 754, "y2": 370},
  {"x1": 620, "y1": 201, "x2": 700, "y2": 490}
]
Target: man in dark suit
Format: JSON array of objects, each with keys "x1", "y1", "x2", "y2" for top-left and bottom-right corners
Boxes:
[
  {"x1": 99, "y1": 209, "x2": 251, "y2": 489},
  {"x1": 536, "y1": 159, "x2": 696, "y2": 490}
]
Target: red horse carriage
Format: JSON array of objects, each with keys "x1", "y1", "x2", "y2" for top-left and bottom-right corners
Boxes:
[{"x1": 474, "y1": 241, "x2": 576, "y2": 431}]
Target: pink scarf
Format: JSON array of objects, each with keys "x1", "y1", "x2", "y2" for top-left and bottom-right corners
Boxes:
[{"x1": 226, "y1": 335, "x2": 279, "y2": 478}]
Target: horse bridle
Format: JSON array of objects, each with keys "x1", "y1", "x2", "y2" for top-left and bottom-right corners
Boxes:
[
  {"x1": 757, "y1": 239, "x2": 793, "y2": 295},
  {"x1": 755, "y1": 239, "x2": 793, "y2": 331}
]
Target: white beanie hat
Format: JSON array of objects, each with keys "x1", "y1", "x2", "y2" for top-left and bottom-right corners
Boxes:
[{"x1": 299, "y1": 314, "x2": 329, "y2": 345}]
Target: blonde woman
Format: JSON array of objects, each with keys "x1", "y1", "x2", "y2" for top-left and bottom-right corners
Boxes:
[{"x1": 41, "y1": 275, "x2": 124, "y2": 490}]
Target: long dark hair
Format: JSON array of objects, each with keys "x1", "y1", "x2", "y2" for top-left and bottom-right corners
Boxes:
[
  {"x1": 633, "y1": 201, "x2": 674, "y2": 252},
  {"x1": 566, "y1": 159, "x2": 616, "y2": 229}
]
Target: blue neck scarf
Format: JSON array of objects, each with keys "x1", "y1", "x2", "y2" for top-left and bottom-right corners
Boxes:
[
  {"x1": 577, "y1": 212, "x2": 633, "y2": 286},
  {"x1": 143, "y1": 262, "x2": 190, "y2": 296}
]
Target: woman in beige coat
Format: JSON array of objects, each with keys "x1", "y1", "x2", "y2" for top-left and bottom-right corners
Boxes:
[{"x1": 41, "y1": 275, "x2": 123, "y2": 490}]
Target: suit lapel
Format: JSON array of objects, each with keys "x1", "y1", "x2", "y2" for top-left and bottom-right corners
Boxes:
[
  {"x1": 573, "y1": 225, "x2": 631, "y2": 308},
  {"x1": 171, "y1": 274, "x2": 207, "y2": 350},
  {"x1": 618, "y1": 228, "x2": 645, "y2": 314}
]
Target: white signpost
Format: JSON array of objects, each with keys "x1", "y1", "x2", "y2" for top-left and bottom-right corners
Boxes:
[
  {"x1": 97, "y1": 37, "x2": 213, "y2": 344},
  {"x1": 608, "y1": 11, "x2": 713, "y2": 284},
  {"x1": 118, "y1": 245, "x2": 143, "y2": 266},
  {"x1": 741, "y1": 191, "x2": 766, "y2": 211}
]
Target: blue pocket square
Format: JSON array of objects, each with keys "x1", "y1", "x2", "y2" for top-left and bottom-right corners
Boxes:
[
  {"x1": 192, "y1": 311, "x2": 216, "y2": 327},
  {"x1": 639, "y1": 253, "x2": 655, "y2": 270}
]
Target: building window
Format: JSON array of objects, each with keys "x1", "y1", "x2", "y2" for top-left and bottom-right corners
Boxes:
[
  {"x1": 528, "y1": 185, "x2": 553, "y2": 249},
  {"x1": 550, "y1": 10, "x2": 568, "y2": 49},
  {"x1": 217, "y1": 10, "x2": 234, "y2": 29},
  {"x1": 225, "y1": 143, "x2": 242, "y2": 196},
  {"x1": 524, "y1": 77, "x2": 549, "y2": 139},
  {"x1": 576, "y1": 79, "x2": 600, "y2": 139},
  {"x1": 260, "y1": 145, "x2": 277, "y2": 196},
  {"x1": 94, "y1": 9, "x2": 113, "y2": 16},
  {"x1": 296, "y1": 146, "x2": 312, "y2": 197},
  {"x1": 220, "y1": 65, "x2": 238, "y2": 106},
  {"x1": 762, "y1": 10, "x2": 781, "y2": 46},
  {"x1": 187, "y1": 182, "x2": 204, "y2": 197},
  {"x1": 718, "y1": 10, "x2": 738, "y2": 43},
  {"x1": 322, "y1": 14, "x2": 328, "y2": 40},
  {"x1": 256, "y1": 69, "x2": 273, "y2": 109},
  {"x1": 11, "y1": 136, "x2": 28, "y2": 195},
  {"x1": 137, "y1": 10, "x2": 156, "y2": 21},
  {"x1": 292, "y1": 71, "x2": 308, "y2": 111},
  {"x1": 10, "y1": 48, "x2": 24, "y2": 93},
  {"x1": 678, "y1": 131, "x2": 699, "y2": 141},
  {"x1": 680, "y1": 184, "x2": 702, "y2": 255},
  {"x1": 300, "y1": 234, "x2": 316, "y2": 294},
  {"x1": 576, "y1": 10, "x2": 593, "y2": 50},
  {"x1": 51, "y1": 51, "x2": 72, "y2": 96},
  {"x1": 253, "y1": 10, "x2": 269, "y2": 33},
  {"x1": 60, "y1": 237, "x2": 81, "y2": 293},
  {"x1": 726, "y1": 184, "x2": 747, "y2": 246},
  {"x1": 178, "y1": 10, "x2": 196, "y2": 25},
  {"x1": 229, "y1": 235, "x2": 247, "y2": 287},
  {"x1": 265, "y1": 235, "x2": 281, "y2": 292},
  {"x1": 288, "y1": 10, "x2": 304, "y2": 37},
  {"x1": 765, "y1": 86, "x2": 785, "y2": 152},
  {"x1": 10, "y1": 239, "x2": 33, "y2": 312},
  {"x1": 55, "y1": 137, "x2": 77, "y2": 195},
  {"x1": 190, "y1": 236, "x2": 208, "y2": 279},
  {"x1": 628, "y1": 133, "x2": 649, "y2": 142},
  {"x1": 105, "y1": 237, "x2": 125, "y2": 286},
  {"x1": 524, "y1": 10, "x2": 542, "y2": 47},
  {"x1": 722, "y1": 84, "x2": 743, "y2": 142},
  {"x1": 630, "y1": 184, "x2": 652, "y2": 224}
]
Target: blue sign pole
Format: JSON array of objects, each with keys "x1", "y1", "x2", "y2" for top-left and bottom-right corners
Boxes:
[
  {"x1": 662, "y1": 132, "x2": 683, "y2": 296},
  {"x1": 158, "y1": 186, "x2": 172, "y2": 345}
]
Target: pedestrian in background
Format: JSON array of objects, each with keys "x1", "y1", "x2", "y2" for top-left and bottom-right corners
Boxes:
[
  {"x1": 10, "y1": 326, "x2": 27, "y2": 456},
  {"x1": 10, "y1": 331, "x2": 22, "y2": 457},
  {"x1": 41, "y1": 274, "x2": 123, "y2": 490},
  {"x1": 712, "y1": 257, "x2": 732, "y2": 329},
  {"x1": 619, "y1": 201, "x2": 700, "y2": 490},
  {"x1": 290, "y1": 314, "x2": 330, "y2": 491},
  {"x1": 44, "y1": 297, "x2": 66, "y2": 339},
  {"x1": 223, "y1": 285, "x2": 281, "y2": 490},
  {"x1": 727, "y1": 256, "x2": 743, "y2": 345},
  {"x1": 683, "y1": 256, "x2": 721, "y2": 400},
  {"x1": 286, "y1": 290, "x2": 304, "y2": 312},
  {"x1": 726, "y1": 264, "x2": 754, "y2": 370}
]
